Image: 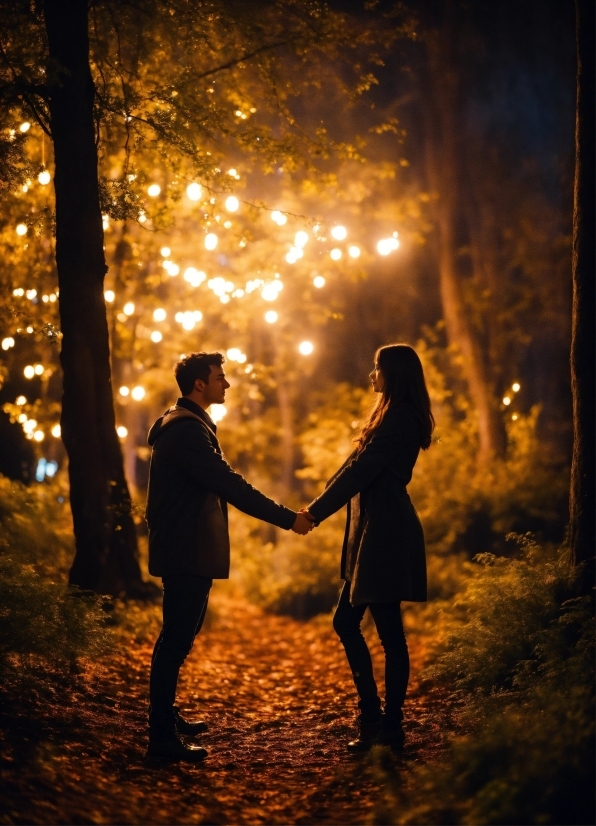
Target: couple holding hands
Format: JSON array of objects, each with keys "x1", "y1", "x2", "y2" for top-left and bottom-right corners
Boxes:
[{"x1": 145, "y1": 344, "x2": 434, "y2": 762}]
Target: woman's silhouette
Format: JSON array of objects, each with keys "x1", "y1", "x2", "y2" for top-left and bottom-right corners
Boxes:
[{"x1": 305, "y1": 344, "x2": 434, "y2": 751}]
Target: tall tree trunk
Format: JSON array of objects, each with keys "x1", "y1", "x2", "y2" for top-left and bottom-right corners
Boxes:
[
  {"x1": 44, "y1": 0, "x2": 147, "y2": 596},
  {"x1": 569, "y1": 0, "x2": 595, "y2": 580},
  {"x1": 424, "y1": 23, "x2": 507, "y2": 460}
]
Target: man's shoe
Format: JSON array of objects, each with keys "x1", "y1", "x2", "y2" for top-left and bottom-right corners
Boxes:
[
  {"x1": 346, "y1": 715, "x2": 381, "y2": 753},
  {"x1": 378, "y1": 718, "x2": 405, "y2": 750},
  {"x1": 147, "y1": 734, "x2": 208, "y2": 763},
  {"x1": 174, "y1": 706, "x2": 208, "y2": 736}
]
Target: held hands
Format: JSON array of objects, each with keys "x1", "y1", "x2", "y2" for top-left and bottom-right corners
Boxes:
[{"x1": 291, "y1": 509, "x2": 315, "y2": 535}]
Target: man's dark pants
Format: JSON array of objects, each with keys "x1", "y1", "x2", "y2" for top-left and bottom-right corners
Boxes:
[
  {"x1": 333, "y1": 582, "x2": 409, "y2": 724},
  {"x1": 149, "y1": 574, "x2": 212, "y2": 738}
]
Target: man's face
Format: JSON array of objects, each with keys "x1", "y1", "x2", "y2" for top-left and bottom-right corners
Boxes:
[{"x1": 200, "y1": 364, "x2": 230, "y2": 406}]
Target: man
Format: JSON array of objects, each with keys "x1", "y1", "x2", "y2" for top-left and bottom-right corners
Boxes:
[{"x1": 146, "y1": 351, "x2": 313, "y2": 761}]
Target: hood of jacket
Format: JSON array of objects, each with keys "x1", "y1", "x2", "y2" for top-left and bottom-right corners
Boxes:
[{"x1": 147, "y1": 405, "x2": 205, "y2": 446}]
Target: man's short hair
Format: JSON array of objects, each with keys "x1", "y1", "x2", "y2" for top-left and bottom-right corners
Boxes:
[{"x1": 174, "y1": 352, "x2": 225, "y2": 395}]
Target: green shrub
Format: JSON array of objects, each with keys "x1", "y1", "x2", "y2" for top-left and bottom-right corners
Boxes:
[
  {"x1": 0, "y1": 475, "x2": 108, "y2": 679},
  {"x1": 375, "y1": 540, "x2": 595, "y2": 826}
]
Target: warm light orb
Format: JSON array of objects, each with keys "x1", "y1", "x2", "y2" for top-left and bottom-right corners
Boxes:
[
  {"x1": 51, "y1": 424, "x2": 61, "y2": 438},
  {"x1": 119, "y1": 386, "x2": 130, "y2": 397},
  {"x1": 104, "y1": 290, "x2": 115, "y2": 302},
  {"x1": 377, "y1": 237, "x2": 400, "y2": 256},
  {"x1": 20, "y1": 122, "x2": 31, "y2": 133},
  {"x1": 38, "y1": 170, "x2": 51, "y2": 185},
  {"x1": 123, "y1": 302, "x2": 135, "y2": 315},
  {"x1": 131, "y1": 386, "x2": 145, "y2": 401},
  {"x1": 271, "y1": 210, "x2": 287, "y2": 226},
  {"x1": 205, "y1": 233, "x2": 218, "y2": 250},
  {"x1": 16, "y1": 396, "x2": 26, "y2": 406},
  {"x1": 330, "y1": 248, "x2": 342, "y2": 261},
  {"x1": 33, "y1": 430, "x2": 44, "y2": 442},
  {"x1": 153, "y1": 307, "x2": 167, "y2": 321},
  {"x1": 295, "y1": 231, "x2": 309, "y2": 248},
  {"x1": 512, "y1": 413, "x2": 519, "y2": 421},
  {"x1": 503, "y1": 396, "x2": 511, "y2": 406},
  {"x1": 186, "y1": 183, "x2": 202, "y2": 201},
  {"x1": 265, "y1": 310, "x2": 278, "y2": 324},
  {"x1": 147, "y1": 184, "x2": 161, "y2": 197},
  {"x1": 348, "y1": 245, "x2": 361, "y2": 258},
  {"x1": 184, "y1": 267, "x2": 207, "y2": 287},
  {"x1": 117, "y1": 426, "x2": 128, "y2": 439},
  {"x1": 34, "y1": 364, "x2": 44, "y2": 375},
  {"x1": 1, "y1": 337, "x2": 15, "y2": 350},
  {"x1": 165, "y1": 262, "x2": 180, "y2": 277},
  {"x1": 210, "y1": 404, "x2": 227, "y2": 423},
  {"x1": 24, "y1": 365, "x2": 35, "y2": 379},
  {"x1": 298, "y1": 341, "x2": 314, "y2": 355},
  {"x1": 261, "y1": 281, "x2": 283, "y2": 301},
  {"x1": 160, "y1": 246, "x2": 171, "y2": 258},
  {"x1": 512, "y1": 382, "x2": 521, "y2": 393},
  {"x1": 150, "y1": 330, "x2": 163, "y2": 343},
  {"x1": 331, "y1": 225, "x2": 347, "y2": 241},
  {"x1": 228, "y1": 168, "x2": 239, "y2": 178},
  {"x1": 225, "y1": 196, "x2": 239, "y2": 213},
  {"x1": 313, "y1": 276, "x2": 325, "y2": 288},
  {"x1": 16, "y1": 224, "x2": 27, "y2": 236}
]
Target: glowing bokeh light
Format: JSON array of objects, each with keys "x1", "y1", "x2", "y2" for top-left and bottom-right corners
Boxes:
[
  {"x1": 16, "y1": 224, "x2": 27, "y2": 236},
  {"x1": 38, "y1": 170, "x2": 51, "y2": 185},
  {"x1": 512, "y1": 382, "x2": 521, "y2": 393},
  {"x1": 104, "y1": 290, "x2": 115, "y2": 302},
  {"x1": 265, "y1": 310, "x2": 278, "y2": 324},
  {"x1": 147, "y1": 184, "x2": 161, "y2": 197},
  {"x1": 150, "y1": 331, "x2": 163, "y2": 343},
  {"x1": 330, "y1": 248, "x2": 342, "y2": 260},
  {"x1": 331, "y1": 225, "x2": 347, "y2": 241},
  {"x1": 123, "y1": 302, "x2": 135, "y2": 315},
  {"x1": 131, "y1": 386, "x2": 145, "y2": 401},
  {"x1": 295, "y1": 231, "x2": 309, "y2": 248},
  {"x1": 16, "y1": 396, "x2": 26, "y2": 406},
  {"x1": 2, "y1": 337, "x2": 15, "y2": 350},
  {"x1": 33, "y1": 430, "x2": 44, "y2": 442},
  {"x1": 186, "y1": 183, "x2": 202, "y2": 201},
  {"x1": 20, "y1": 122, "x2": 31, "y2": 133},
  {"x1": 24, "y1": 366, "x2": 35, "y2": 379},
  {"x1": 348, "y1": 245, "x2": 361, "y2": 258},
  {"x1": 52, "y1": 424, "x2": 61, "y2": 438},
  {"x1": 210, "y1": 404, "x2": 227, "y2": 423},
  {"x1": 160, "y1": 247, "x2": 171, "y2": 258},
  {"x1": 503, "y1": 396, "x2": 511, "y2": 406},
  {"x1": 153, "y1": 308, "x2": 167, "y2": 321},
  {"x1": 205, "y1": 233, "x2": 218, "y2": 250},
  {"x1": 117, "y1": 426, "x2": 128, "y2": 438},
  {"x1": 34, "y1": 364, "x2": 44, "y2": 375},
  {"x1": 225, "y1": 196, "x2": 239, "y2": 212},
  {"x1": 119, "y1": 386, "x2": 130, "y2": 397},
  {"x1": 184, "y1": 267, "x2": 207, "y2": 287},
  {"x1": 298, "y1": 341, "x2": 314, "y2": 355},
  {"x1": 271, "y1": 210, "x2": 287, "y2": 226},
  {"x1": 313, "y1": 276, "x2": 325, "y2": 288}
]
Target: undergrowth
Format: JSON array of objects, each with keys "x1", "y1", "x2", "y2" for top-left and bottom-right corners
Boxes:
[{"x1": 374, "y1": 537, "x2": 595, "y2": 826}]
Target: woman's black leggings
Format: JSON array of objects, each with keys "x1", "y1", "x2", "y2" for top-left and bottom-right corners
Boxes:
[{"x1": 333, "y1": 582, "x2": 409, "y2": 723}]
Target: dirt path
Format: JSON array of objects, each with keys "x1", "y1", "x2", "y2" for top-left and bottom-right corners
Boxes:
[{"x1": 0, "y1": 592, "x2": 448, "y2": 825}]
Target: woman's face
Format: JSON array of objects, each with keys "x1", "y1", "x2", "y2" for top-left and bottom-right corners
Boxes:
[{"x1": 369, "y1": 362, "x2": 385, "y2": 393}]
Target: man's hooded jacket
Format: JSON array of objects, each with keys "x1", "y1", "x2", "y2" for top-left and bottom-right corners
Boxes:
[{"x1": 146, "y1": 397, "x2": 295, "y2": 578}]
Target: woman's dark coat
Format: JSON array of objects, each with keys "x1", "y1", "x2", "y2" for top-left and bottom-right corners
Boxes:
[{"x1": 307, "y1": 404, "x2": 427, "y2": 606}]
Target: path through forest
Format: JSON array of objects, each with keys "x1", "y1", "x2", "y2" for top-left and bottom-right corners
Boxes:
[{"x1": 1, "y1": 592, "x2": 450, "y2": 825}]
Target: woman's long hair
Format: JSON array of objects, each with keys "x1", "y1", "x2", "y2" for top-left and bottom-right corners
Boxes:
[{"x1": 356, "y1": 344, "x2": 435, "y2": 451}]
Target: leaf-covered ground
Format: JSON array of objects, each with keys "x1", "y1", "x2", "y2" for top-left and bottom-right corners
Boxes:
[{"x1": 0, "y1": 591, "x2": 450, "y2": 825}]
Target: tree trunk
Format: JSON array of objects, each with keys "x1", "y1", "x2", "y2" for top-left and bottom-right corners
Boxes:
[
  {"x1": 569, "y1": 0, "x2": 595, "y2": 580},
  {"x1": 424, "y1": 24, "x2": 507, "y2": 461},
  {"x1": 44, "y1": 0, "x2": 147, "y2": 596}
]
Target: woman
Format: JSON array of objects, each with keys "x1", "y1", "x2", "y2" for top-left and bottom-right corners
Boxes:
[{"x1": 305, "y1": 344, "x2": 434, "y2": 751}]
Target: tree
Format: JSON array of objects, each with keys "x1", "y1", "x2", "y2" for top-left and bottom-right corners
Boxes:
[
  {"x1": 569, "y1": 0, "x2": 595, "y2": 579},
  {"x1": 0, "y1": 0, "x2": 386, "y2": 593}
]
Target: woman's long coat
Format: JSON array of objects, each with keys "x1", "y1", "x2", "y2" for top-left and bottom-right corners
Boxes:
[{"x1": 307, "y1": 404, "x2": 427, "y2": 606}]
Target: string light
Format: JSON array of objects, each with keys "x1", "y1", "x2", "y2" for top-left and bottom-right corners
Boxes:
[
  {"x1": 265, "y1": 310, "x2": 278, "y2": 324},
  {"x1": 1, "y1": 337, "x2": 15, "y2": 350},
  {"x1": 271, "y1": 210, "x2": 287, "y2": 226},
  {"x1": 503, "y1": 396, "x2": 511, "y2": 406},
  {"x1": 153, "y1": 308, "x2": 167, "y2": 321},
  {"x1": 131, "y1": 386, "x2": 145, "y2": 401},
  {"x1": 512, "y1": 382, "x2": 521, "y2": 392},
  {"x1": 330, "y1": 248, "x2": 342, "y2": 260},
  {"x1": 119, "y1": 386, "x2": 130, "y2": 397},
  {"x1": 205, "y1": 233, "x2": 218, "y2": 250},
  {"x1": 16, "y1": 224, "x2": 27, "y2": 236},
  {"x1": 348, "y1": 245, "x2": 361, "y2": 258},
  {"x1": 16, "y1": 396, "x2": 26, "y2": 405},
  {"x1": 104, "y1": 290, "x2": 115, "y2": 302},
  {"x1": 117, "y1": 426, "x2": 128, "y2": 438},
  {"x1": 299, "y1": 341, "x2": 314, "y2": 355},
  {"x1": 294, "y1": 231, "x2": 309, "y2": 248},
  {"x1": 184, "y1": 267, "x2": 206, "y2": 287},
  {"x1": 33, "y1": 430, "x2": 44, "y2": 442},
  {"x1": 34, "y1": 364, "x2": 44, "y2": 375},
  {"x1": 331, "y1": 225, "x2": 347, "y2": 241},
  {"x1": 150, "y1": 331, "x2": 163, "y2": 343},
  {"x1": 313, "y1": 276, "x2": 325, "y2": 288},
  {"x1": 51, "y1": 424, "x2": 61, "y2": 437},
  {"x1": 19, "y1": 122, "x2": 31, "y2": 133},
  {"x1": 160, "y1": 247, "x2": 171, "y2": 258},
  {"x1": 123, "y1": 302, "x2": 135, "y2": 315},
  {"x1": 38, "y1": 170, "x2": 51, "y2": 185},
  {"x1": 186, "y1": 183, "x2": 202, "y2": 201},
  {"x1": 225, "y1": 196, "x2": 239, "y2": 212},
  {"x1": 147, "y1": 184, "x2": 161, "y2": 197},
  {"x1": 377, "y1": 236, "x2": 399, "y2": 255}
]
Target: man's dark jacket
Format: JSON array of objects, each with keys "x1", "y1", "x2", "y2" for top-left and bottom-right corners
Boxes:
[
  {"x1": 146, "y1": 398, "x2": 296, "y2": 578},
  {"x1": 307, "y1": 404, "x2": 427, "y2": 606}
]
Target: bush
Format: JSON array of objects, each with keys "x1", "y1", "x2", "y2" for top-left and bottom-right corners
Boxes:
[
  {"x1": 0, "y1": 475, "x2": 108, "y2": 680},
  {"x1": 375, "y1": 540, "x2": 595, "y2": 826}
]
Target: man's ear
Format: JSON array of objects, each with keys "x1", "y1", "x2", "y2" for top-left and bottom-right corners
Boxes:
[{"x1": 194, "y1": 378, "x2": 205, "y2": 393}]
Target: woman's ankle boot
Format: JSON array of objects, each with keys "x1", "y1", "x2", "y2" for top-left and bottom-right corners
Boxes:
[{"x1": 347, "y1": 713, "x2": 381, "y2": 752}]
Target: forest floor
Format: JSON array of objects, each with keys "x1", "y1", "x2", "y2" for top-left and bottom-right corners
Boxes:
[{"x1": 0, "y1": 590, "x2": 453, "y2": 825}]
